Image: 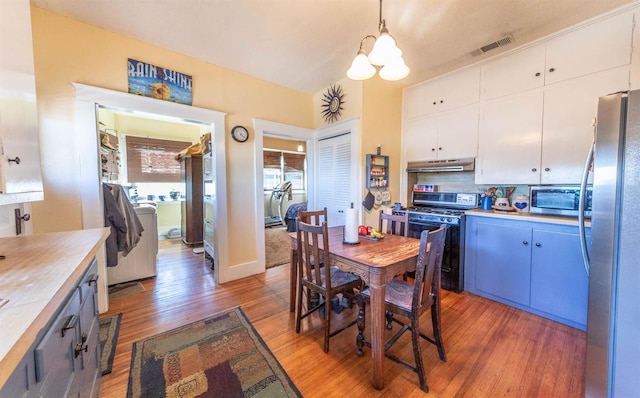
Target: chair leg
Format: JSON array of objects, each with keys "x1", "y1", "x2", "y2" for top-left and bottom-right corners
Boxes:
[
  {"x1": 356, "y1": 294, "x2": 366, "y2": 356},
  {"x1": 411, "y1": 317, "x2": 429, "y2": 393},
  {"x1": 295, "y1": 283, "x2": 304, "y2": 333},
  {"x1": 323, "y1": 298, "x2": 331, "y2": 353},
  {"x1": 431, "y1": 302, "x2": 447, "y2": 361}
]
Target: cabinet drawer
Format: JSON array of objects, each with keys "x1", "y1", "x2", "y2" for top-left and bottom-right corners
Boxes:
[
  {"x1": 34, "y1": 288, "x2": 81, "y2": 396},
  {"x1": 78, "y1": 258, "x2": 99, "y2": 305}
]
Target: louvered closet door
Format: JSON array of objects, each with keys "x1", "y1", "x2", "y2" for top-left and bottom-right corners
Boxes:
[{"x1": 316, "y1": 133, "x2": 354, "y2": 227}]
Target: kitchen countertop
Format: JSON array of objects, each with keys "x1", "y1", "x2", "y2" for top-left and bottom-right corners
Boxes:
[
  {"x1": 465, "y1": 209, "x2": 591, "y2": 227},
  {"x1": 0, "y1": 227, "x2": 109, "y2": 389}
]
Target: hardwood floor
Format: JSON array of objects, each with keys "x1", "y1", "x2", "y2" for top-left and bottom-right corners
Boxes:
[{"x1": 99, "y1": 239, "x2": 586, "y2": 397}]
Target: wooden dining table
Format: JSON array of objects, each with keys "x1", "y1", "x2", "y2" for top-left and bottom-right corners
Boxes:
[{"x1": 288, "y1": 226, "x2": 421, "y2": 390}]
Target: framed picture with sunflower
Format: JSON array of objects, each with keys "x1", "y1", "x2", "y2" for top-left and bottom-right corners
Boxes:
[{"x1": 127, "y1": 58, "x2": 193, "y2": 105}]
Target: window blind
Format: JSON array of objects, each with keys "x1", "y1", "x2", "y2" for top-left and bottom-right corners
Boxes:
[{"x1": 126, "y1": 136, "x2": 192, "y2": 183}]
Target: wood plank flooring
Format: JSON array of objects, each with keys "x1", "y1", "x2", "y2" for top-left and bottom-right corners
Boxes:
[{"x1": 99, "y1": 239, "x2": 586, "y2": 397}]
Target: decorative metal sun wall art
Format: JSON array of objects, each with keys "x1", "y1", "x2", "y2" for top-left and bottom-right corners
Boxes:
[{"x1": 321, "y1": 84, "x2": 346, "y2": 123}]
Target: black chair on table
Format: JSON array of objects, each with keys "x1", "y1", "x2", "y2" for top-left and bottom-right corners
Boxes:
[
  {"x1": 295, "y1": 218, "x2": 363, "y2": 353},
  {"x1": 355, "y1": 224, "x2": 448, "y2": 392}
]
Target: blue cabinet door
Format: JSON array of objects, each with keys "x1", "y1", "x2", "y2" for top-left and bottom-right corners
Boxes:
[
  {"x1": 474, "y1": 220, "x2": 532, "y2": 306},
  {"x1": 530, "y1": 228, "x2": 589, "y2": 328}
]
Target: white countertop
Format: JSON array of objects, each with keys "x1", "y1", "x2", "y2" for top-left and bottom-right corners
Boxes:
[
  {"x1": 0, "y1": 228, "x2": 109, "y2": 389},
  {"x1": 465, "y1": 209, "x2": 591, "y2": 227}
]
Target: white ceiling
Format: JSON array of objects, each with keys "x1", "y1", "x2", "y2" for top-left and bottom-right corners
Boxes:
[{"x1": 31, "y1": 0, "x2": 637, "y2": 94}]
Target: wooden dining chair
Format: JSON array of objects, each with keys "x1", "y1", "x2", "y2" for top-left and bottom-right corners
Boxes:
[
  {"x1": 295, "y1": 218, "x2": 363, "y2": 353},
  {"x1": 378, "y1": 210, "x2": 409, "y2": 236},
  {"x1": 355, "y1": 225, "x2": 448, "y2": 392}
]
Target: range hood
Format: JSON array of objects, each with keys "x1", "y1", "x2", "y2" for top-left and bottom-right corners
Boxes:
[{"x1": 406, "y1": 158, "x2": 475, "y2": 172}]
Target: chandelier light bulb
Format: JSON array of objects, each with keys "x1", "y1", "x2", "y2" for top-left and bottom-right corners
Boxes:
[
  {"x1": 347, "y1": 51, "x2": 377, "y2": 80},
  {"x1": 368, "y1": 31, "x2": 402, "y2": 66},
  {"x1": 379, "y1": 55, "x2": 410, "y2": 81}
]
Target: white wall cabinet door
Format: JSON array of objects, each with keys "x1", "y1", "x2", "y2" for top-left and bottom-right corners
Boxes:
[
  {"x1": 545, "y1": 12, "x2": 633, "y2": 85},
  {"x1": 541, "y1": 66, "x2": 630, "y2": 183},
  {"x1": 404, "y1": 115, "x2": 439, "y2": 162},
  {"x1": 0, "y1": 0, "x2": 43, "y2": 203},
  {"x1": 436, "y1": 105, "x2": 479, "y2": 160},
  {"x1": 481, "y1": 44, "x2": 546, "y2": 100},
  {"x1": 404, "y1": 105, "x2": 478, "y2": 162},
  {"x1": 477, "y1": 90, "x2": 543, "y2": 184},
  {"x1": 316, "y1": 133, "x2": 353, "y2": 227},
  {"x1": 405, "y1": 67, "x2": 480, "y2": 119}
]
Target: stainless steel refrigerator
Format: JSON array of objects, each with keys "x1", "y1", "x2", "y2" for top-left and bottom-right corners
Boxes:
[{"x1": 580, "y1": 90, "x2": 640, "y2": 397}]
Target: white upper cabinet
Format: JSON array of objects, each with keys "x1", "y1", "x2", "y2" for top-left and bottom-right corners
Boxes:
[
  {"x1": 541, "y1": 67, "x2": 630, "y2": 183},
  {"x1": 481, "y1": 11, "x2": 634, "y2": 101},
  {"x1": 481, "y1": 45, "x2": 546, "y2": 100},
  {"x1": 477, "y1": 90, "x2": 543, "y2": 185},
  {"x1": 404, "y1": 105, "x2": 479, "y2": 162},
  {"x1": 544, "y1": 12, "x2": 633, "y2": 85},
  {"x1": 0, "y1": 0, "x2": 44, "y2": 204},
  {"x1": 477, "y1": 66, "x2": 630, "y2": 185},
  {"x1": 405, "y1": 67, "x2": 480, "y2": 119}
]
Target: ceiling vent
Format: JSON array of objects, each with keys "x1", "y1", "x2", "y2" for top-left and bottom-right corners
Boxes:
[{"x1": 470, "y1": 34, "x2": 514, "y2": 57}]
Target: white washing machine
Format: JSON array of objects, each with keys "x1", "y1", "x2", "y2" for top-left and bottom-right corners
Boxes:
[{"x1": 107, "y1": 205, "x2": 158, "y2": 285}]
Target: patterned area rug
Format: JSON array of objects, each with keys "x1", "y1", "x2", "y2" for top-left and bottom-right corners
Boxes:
[
  {"x1": 100, "y1": 313, "x2": 122, "y2": 375},
  {"x1": 108, "y1": 281, "x2": 145, "y2": 299},
  {"x1": 265, "y1": 226, "x2": 291, "y2": 268},
  {"x1": 127, "y1": 307, "x2": 302, "y2": 397}
]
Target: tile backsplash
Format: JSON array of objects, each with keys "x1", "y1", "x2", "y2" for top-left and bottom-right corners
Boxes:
[{"x1": 412, "y1": 171, "x2": 529, "y2": 201}]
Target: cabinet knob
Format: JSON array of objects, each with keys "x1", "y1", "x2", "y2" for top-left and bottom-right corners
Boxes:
[
  {"x1": 531, "y1": 168, "x2": 537, "y2": 172},
  {"x1": 548, "y1": 67, "x2": 555, "y2": 73},
  {"x1": 8, "y1": 157, "x2": 21, "y2": 165},
  {"x1": 535, "y1": 242, "x2": 541, "y2": 247},
  {"x1": 535, "y1": 72, "x2": 541, "y2": 77},
  {"x1": 438, "y1": 147, "x2": 442, "y2": 150},
  {"x1": 431, "y1": 148, "x2": 436, "y2": 151},
  {"x1": 433, "y1": 101, "x2": 437, "y2": 105},
  {"x1": 523, "y1": 241, "x2": 529, "y2": 245},
  {"x1": 544, "y1": 167, "x2": 550, "y2": 172},
  {"x1": 440, "y1": 100, "x2": 444, "y2": 104}
]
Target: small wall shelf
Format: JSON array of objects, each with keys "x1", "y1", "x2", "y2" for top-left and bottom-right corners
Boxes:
[{"x1": 366, "y1": 154, "x2": 389, "y2": 189}]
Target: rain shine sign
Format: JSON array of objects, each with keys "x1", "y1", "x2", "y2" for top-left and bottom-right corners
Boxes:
[{"x1": 128, "y1": 58, "x2": 192, "y2": 105}]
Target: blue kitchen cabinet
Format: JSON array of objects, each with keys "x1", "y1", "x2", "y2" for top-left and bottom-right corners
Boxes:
[
  {"x1": 474, "y1": 221, "x2": 532, "y2": 306},
  {"x1": 530, "y1": 228, "x2": 589, "y2": 327},
  {"x1": 465, "y1": 215, "x2": 589, "y2": 329}
]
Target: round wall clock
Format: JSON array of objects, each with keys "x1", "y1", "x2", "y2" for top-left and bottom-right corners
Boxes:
[
  {"x1": 231, "y1": 125, "x2": 249, "y2": 143},
  {"x1": 321, "y1": 84, "x2": 346, "y2": 124}
]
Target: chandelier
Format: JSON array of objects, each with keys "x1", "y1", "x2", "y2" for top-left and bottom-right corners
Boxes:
[{"x1": 347, "y1": 0, "x2": 409, "y2": 81}]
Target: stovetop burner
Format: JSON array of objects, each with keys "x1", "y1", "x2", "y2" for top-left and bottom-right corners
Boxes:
[{"x1": 402, "y1": 206, "x2": 466, "y2": 216}]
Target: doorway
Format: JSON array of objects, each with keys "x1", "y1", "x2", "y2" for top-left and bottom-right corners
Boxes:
[{"x1": 74, "y1": 83, "x2": 227, "y2": 313}]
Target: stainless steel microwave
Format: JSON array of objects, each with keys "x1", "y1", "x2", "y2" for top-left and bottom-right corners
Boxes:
[{"x1": 529, "y1": 185, "x2": 592, "y2": 217}]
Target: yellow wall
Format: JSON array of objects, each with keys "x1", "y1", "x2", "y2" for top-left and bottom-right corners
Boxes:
[
  {"x1": 361, "y1": 78, "x2": 403, "y2": 227},
  {"x1": 29, "y1": 7, "x2": 313, "y2": 266}
]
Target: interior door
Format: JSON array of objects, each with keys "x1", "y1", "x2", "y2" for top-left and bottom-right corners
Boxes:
[{"x1": 316, "y1": 132, "x2": 353, "y2": 227}]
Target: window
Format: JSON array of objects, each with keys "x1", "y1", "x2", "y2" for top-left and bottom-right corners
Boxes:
[
  {"x1": 126, "y1": 136, "x2": 192, "y2": 183},
  {"x1": 263, "y1": 150, "x2": 305, "y2": 191}
]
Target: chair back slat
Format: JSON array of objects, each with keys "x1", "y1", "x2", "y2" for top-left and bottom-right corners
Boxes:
[
  {"x1": 378, "y1": 210, "x2": 409, "y2": 236},
  {"x1": 413, "y1": 225, "x2": 447, "y2": 313}
]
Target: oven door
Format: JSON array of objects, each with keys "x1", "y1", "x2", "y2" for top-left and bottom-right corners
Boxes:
[{"x1": 407, "y1": 219, "x2": 462, "y2": 292}]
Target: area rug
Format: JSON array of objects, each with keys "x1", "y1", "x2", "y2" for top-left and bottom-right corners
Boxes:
[
  {"x1": 108, "y1": 281, "x2": 145, "y2": 299},
  {"x1": 265, "y1": 226, "x2": 291, "y2": 268},
  {"x1": 127, "y1": 307, "x2": 302, "y2": 398},
  {"x1": 100, "y1": 313, "x2": 122, "y2": 375}
]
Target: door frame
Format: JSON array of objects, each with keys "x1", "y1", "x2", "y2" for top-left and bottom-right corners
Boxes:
[
  {"x1": 73, "y1": 83, "x2": 228, "y2": 312},
  {"x1": 254, "y1": 118, "x2": 312, "y2": 269}
]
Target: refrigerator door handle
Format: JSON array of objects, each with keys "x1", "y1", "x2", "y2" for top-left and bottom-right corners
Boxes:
[{"x1": 579, "y1": 140, "x2": 593, "y2": 276}]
